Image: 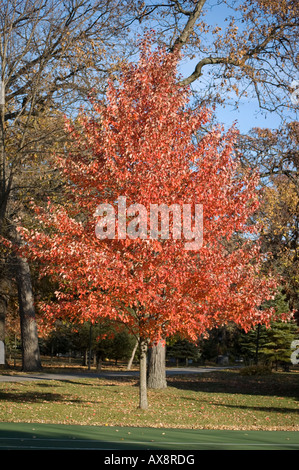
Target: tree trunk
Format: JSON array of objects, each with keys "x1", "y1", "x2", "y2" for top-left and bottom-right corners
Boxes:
[
  {"x1": 96, "y1": 355, "x2": 102, "y2": 371},
  {"x1": 0, "y1": 270, "x2": 11, "y2": 367},
  {"x1": 82, "y1": 349, "x2": 88, "y2": 366},
  {"x1": 139, "y1": 338, "x2": 148, "y2": 410},
  {"x1": 148, "y1": 340, "x2": 167, "y2": 389},
  {"x1": 0, "y1": 278, "x2": 8, "y2": 344},
  {"x1": 0, "y1": 291, "x2": 6, "y2": 367},
  {"x1": 127, "y1": 338, "x2": 138, "y2": 370},
  {"x1": 15, "y1": 255, "x2": 42, "y2": 372},
  {"x1": 0, "y1": 301, "x2": 7, "y2": 367}
]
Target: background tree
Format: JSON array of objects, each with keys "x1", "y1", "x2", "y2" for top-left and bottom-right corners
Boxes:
[
  {"x1": 237, "y1": 123, "x2": 299, "y2": 321},
  {"x1": 238, "y1": 291, "x2": 298, "y2": 366},
  {"x1": 167, "y1": 336, "x2": 201, "y2": 366},
  {"x1": 43, "y1": 321, "x2": 75, "y2": 360},
  {"x1": 239, "y1": 324, "x2": 269, "y2": 365},
  {"x1": 0, "y1": 0, "x2": 140, "y2": 371},
  {"x1": 96, "y1": 330, "x2": 136, "y2": 367},
  {"x1": 259, "y1": 320, "x2": 298, "y2": 369},
  {"x1": 199, "y1": 323, "x2": 242, "y2": 364},
  {"x1": 135, "y1": 0, "x2": 298, "y2": 120}
]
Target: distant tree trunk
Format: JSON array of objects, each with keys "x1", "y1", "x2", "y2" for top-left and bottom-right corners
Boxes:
[
  {"x1": 0, "y1": 284, "x2": 7, "y2": 367},
  {"x1": 147, "y1": 340, "x2": 167, "y2": 389},
  {"x1": 127, "y1": 338, "x2": 138, "y2": 370},
  {"x1": 82, "y1": 349, "x2": 88, "y2": 366},
  {"x1": 0, "y1": 278, "x2": 8, "y2": 344},
  {"x1": 50, "y1": 343, "x2": 54, "y2": 364},
  {"x1": 15, "y1": 254, "x2": 41, "y2": 371},
  {"x1": 0, "y1": 261, "x2": 11, "y2": 367},
  {"x1": 96, "y1": 355, "x2": 102, "y2": 371},
  {"x1": 255, "y1": 323, "x2": 260, "y2": 365},
  {"x1": 139, "y1": 338, "x2": 148, "y2": 410}
]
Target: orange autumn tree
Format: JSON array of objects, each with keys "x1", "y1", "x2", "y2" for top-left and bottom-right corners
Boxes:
[{"x1": 21, "y1": 38, "x2": 281, "y2": 409}]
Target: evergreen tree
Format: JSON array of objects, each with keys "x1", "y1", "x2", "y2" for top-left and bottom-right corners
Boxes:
[
  {"x1": 260, "y1": 321, "x2": 298, "y2": 370},
  {"x1": 167, "y1": 337, "x2": 200, "y2": 366},
  {"x1": 239, "y1": 324, "x2": 269, "y2": 365}
]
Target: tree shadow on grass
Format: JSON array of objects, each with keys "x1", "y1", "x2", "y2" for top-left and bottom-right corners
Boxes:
[
  {"x1": 208, "y1": 401, "x2": 299, "y2": 415},
  {"x1": 167, "y1": 371, "x2": 299, "y2": 401},
  {"x1": 0, "y1": 377, "x2": 140, "y2": 405},
  {"x1": 181, "y1": 393, "x2": 299, "y2": 415},
  {"x1": 0, "y1": 390, "x2": 66, "y2": 403},
  {"x1": 0, "y1": 382, "x2": 83, "y2": 404}
]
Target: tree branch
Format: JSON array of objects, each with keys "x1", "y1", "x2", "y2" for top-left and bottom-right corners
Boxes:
[
  {"x1": 178, "y1": 19, "x2": 298, "y2": 87},
  {"x1": 170, "y1": 0, "x2": 207, "y2": 53}
]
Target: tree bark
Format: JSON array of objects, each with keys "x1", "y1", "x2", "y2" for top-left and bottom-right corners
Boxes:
[
  {"x1": 15, "y1": 254, "x2": 42, "y2": 372},
  {"x1": 139, "y1": 338, "x2": 148, "y2": 410},
  {"x1": 0, "y1": 277, "x2": 9, "y2": 344},
  {"x1": 170, "y1": 0, "x2": 206, "y2": 54},
  {"x1": 148, "y1": 340, "x2": 167, "y2": 389},
  {"x1": 0, "y1": 285, "x2": 7, "y2": 367}
]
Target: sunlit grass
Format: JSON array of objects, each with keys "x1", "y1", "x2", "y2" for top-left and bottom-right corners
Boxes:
[{"x1": 0, "y1": 371, "x2": 298, "y2": 430}]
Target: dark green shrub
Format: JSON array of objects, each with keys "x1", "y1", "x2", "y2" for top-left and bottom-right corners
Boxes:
[{"x1": 239, "y1": 364, "x2": 272, "y2": 376}]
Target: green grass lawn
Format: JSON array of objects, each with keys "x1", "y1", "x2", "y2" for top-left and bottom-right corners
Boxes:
[{"x1": 0, "y1": 370, "x2": 298, "y2": 431}]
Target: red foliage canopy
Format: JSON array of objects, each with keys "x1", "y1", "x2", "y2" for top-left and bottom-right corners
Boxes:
[{"x1": 21, "y1": 38, "x2": 282, "y2": 344}]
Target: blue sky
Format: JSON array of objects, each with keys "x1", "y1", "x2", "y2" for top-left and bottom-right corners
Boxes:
[{"x1": 212, "y1": 100, "x2": 284, "y2": 134}]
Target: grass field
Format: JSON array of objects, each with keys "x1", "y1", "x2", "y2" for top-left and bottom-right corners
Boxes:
[{"x1": 0, "y1": 368, "x2": 298, "y2": 431}]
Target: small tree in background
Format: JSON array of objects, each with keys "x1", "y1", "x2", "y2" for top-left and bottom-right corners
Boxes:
[
  {"x1": 21, "y1": 37, "x2": 286, "y2": 409},
  {"x1": 239, "y1": 324, "x2": 269, "y2": 365},
  {"x1": 259, "y1": 321, "x2": 298, "y2": 370},
  {"x1": 167, "y1": 336, "x2": 200, "y2": 367}
]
